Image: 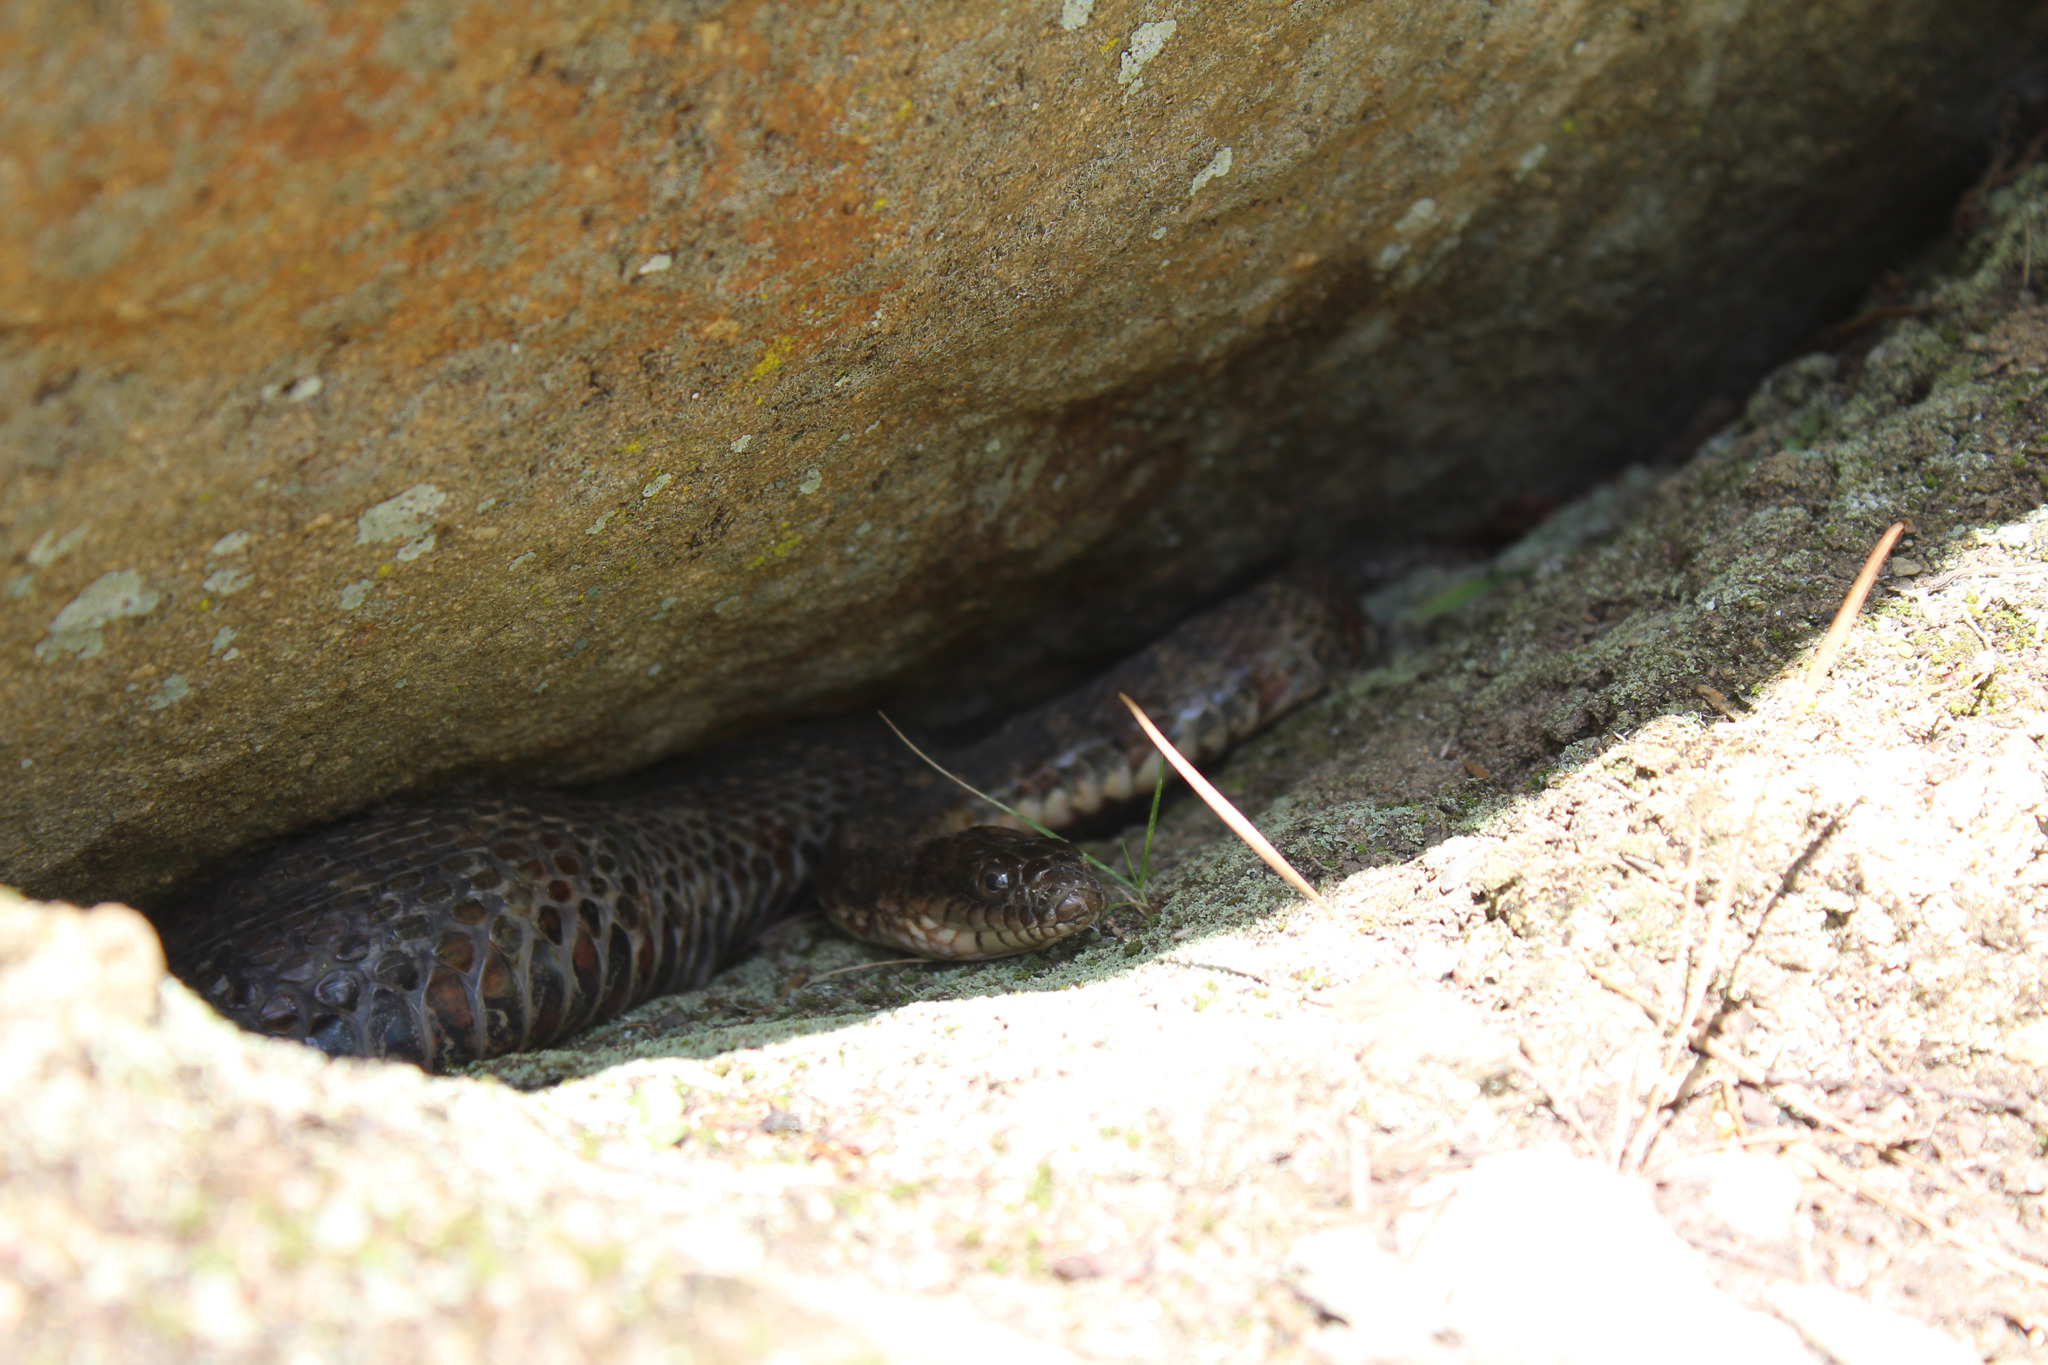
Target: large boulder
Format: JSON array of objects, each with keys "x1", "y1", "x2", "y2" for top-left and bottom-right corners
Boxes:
[
  {"x1": 10, "y1": 144, "x2": 2048, "y2": 1365},
  {"x1": 3, "y1": 0, "x2": 2042, "y2": 903}
]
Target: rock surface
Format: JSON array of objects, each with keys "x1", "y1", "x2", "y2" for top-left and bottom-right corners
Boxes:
[
  {"x1": 14, "y1": 170, "x2": 2048, "y2": 1362},
  {"x1": 1287, "y1": 1150, "x2": 1813, "y2": 1365},
  {"x1": 0, "y1": 890, "x2": 1078, "y2": 1365},
  {"x1": 5, "y1": 0, "x2": 2044, "y2": 903}
]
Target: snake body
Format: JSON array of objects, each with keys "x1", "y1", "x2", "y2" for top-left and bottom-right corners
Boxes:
[{"x1": 161, "y1": 573, "x2": 1365, "y2": 1071}]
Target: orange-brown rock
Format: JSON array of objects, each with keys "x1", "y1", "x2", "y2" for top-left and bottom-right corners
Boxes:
[{"x1": 2, "y1": 0, "x2": 2040, "y2": 902}]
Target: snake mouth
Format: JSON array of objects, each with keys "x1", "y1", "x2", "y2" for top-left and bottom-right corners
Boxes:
[{"x1": 910, "y1": 878, "x2": 1104, "y2": 960}]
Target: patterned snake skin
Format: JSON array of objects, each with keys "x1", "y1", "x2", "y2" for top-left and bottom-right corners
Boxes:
[{"x1": 160, "y1": 573, "x2": 1366, "y2": 1071}]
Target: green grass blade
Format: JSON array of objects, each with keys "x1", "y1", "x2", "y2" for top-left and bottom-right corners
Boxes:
[
  {"x1": 876, "y1": 712, "x2": 1142, "y2": 897},
  {"x1": 1136, "y1": 755, "x2": 1166, "y2": 895}
]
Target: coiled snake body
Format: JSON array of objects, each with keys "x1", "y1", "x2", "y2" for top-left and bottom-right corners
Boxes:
[{"x1": 162, "y1": 575, "x2": 1365, "y2": 1071}]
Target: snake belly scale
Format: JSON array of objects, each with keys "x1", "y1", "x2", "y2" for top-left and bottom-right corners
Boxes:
[{"x1": 160, "y1": 574, "x2": 1366, "y2": 1071}]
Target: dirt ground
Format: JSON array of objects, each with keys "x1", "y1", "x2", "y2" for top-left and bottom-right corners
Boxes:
[{"x1": 12, "y1": 168, "x2": 2048, "y2": 1365}]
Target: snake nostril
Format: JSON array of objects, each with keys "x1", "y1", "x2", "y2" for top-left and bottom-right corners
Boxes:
[{"x1": 1050, "y1": 888, "x2": 1096, "y2": 925}]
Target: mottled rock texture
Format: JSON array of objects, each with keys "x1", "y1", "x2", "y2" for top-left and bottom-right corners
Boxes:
[
  {"x1": 2, "y1": 0, "x2": 2042, "y2": 903},
  {"x1": 12, "y1": 164, "x2": 2048, "y2": 1365},
  {"x1": 0, "y1": 888, "x2": 1011, "y2": 1365}
]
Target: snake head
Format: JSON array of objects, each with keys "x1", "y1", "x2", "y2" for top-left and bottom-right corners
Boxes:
[{"x1": 830, "y1": 825, "x2": 1105, "y2": 960}]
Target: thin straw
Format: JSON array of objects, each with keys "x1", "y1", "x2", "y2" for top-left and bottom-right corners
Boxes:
[
  {"x1": 1797, "y1": 521, "x2": 1907, "y2": 711},
  {"x1": 1118, "y1": 693, "x2": 1328, "y2": 908}
]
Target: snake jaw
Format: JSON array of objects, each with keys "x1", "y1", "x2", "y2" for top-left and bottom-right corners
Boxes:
[{"x1": 827, "y1": 825, "x2": 1107, "y2": 961}]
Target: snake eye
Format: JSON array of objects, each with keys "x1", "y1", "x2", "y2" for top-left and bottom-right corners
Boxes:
[{"x1": 981, "y1": 866, "x2": 1012, "y2": 895}]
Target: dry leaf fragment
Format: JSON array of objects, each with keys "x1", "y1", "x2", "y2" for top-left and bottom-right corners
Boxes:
[{"x1": 1695, "y1": 684, "x2": 1742, "y2": 719}]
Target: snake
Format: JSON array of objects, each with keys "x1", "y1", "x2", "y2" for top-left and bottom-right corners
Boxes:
[{"x1": 158, "y1": 573, "x2": 1367, "y2": 1072}]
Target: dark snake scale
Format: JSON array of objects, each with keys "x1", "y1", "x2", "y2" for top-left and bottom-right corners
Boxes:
[{"x1": 159, "y1": 574, "x2": 1366, "y2": 1071}]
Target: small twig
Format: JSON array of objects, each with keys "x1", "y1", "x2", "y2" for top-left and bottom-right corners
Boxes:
[
  {"x1": 1960, "y1": 611, "x2": 1996, "y2": 655},
  {"x1": 1816, "y1": 303, "x2": 1941, "y2": 350},
  {"x1": 1153, "y1": 958, "x2": 1336, "y2": 1009},
  {"x1": 1862, "y1": 1036, "x2": 1916, "y2": 1086},
  {"x1": 1118, "y1": 692, "x2": 1327, "y2": 908},
  {"x1": 1612, "y1": 1039, "x2": 1651, "y2": 1171},
  {"x1": 1719, "y1": 1077, "x2": 1750, "y2": 1141},
  {"x1": 1673, "y1": 1228, "x2": 1799, "y2": 1277},
  {"x1": 1662, "y1": 999, "x2": 1739, "y2": 1125},
  {"x1": 1788, "y1": 1142, "x2": 2048, "y2": 1289},
  {"x1": 745, "y1": 957, "x2": 929, "y2": 1017},
  {"x1": 1702, "y1": 1041, "x2": 1883, "y2": 1144},
  {"x1": 1922, "y1": 1083, "x2": 2034, "y2": 1119},
  {"x1": 1613, "y1": 850, "x2": 1674, "y2": 881},
  {"x1": 1678, "y1": 784, "x2": 1765, "y2": 1049},
  {"x1": 1578, "y1": 954, "x2": 1889, "y2": 1147},
  {"x1": 1918, "y1": 562, "x2": 2048, "y2": 593},
  {"x1": 1675, "y1": 810, "x2": 1704, "y2": 981},
  {"x1": 1644, "y1": 1126, "x2": 1965, "y2": 1203},
  {"x1": 1713, "y1": 1130, "x2": 1912, "y2": 1154},
  {"x1": 1577, "y1": 955, "x2": 1663, "y2": 1024},
  {"x1": 803, "y1": 957, "x2": 927, "y2": 986},
  {"x1": 1719, "y1": 807, "x2": 1847, "y2": 997},
  {"x1": 1602, "y1": 855, "x2": 1691, "y2": 904},
  {"x1": 1585, "y1": 773, "x2": 1643, "y2": 804},
  {"x1": 1638, "y1": 1124, "x2": 1936, "y2": 1178},
  {"x1": 1855, "y1": 1038, "x2": 1967, "y2": 1187},
  {"x1": 1517, "y1": 1037, "x2": 1603, "y2": 1155},
  {"x1": 1749, "y1": 1072, "x2": 2032, "y2": 1116},
  {"x1": 1799, "y1": 521, "x2": 1907, "y2": 711},
  {"x1": 1161, "y1": 958, "x2": 1274, "y2": 989},
  {"x1": 1625, "y1": 790, "x2": 1766, "y2": 1173}
]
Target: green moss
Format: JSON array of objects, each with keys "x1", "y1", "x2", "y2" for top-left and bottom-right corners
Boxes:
[
  {"x1": 1026, "y1": 1161, "x2": 1054, "y2": 1211},
  {"x1": 1788, "y1": 407, "x2": 1830, "y2": 449}
]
